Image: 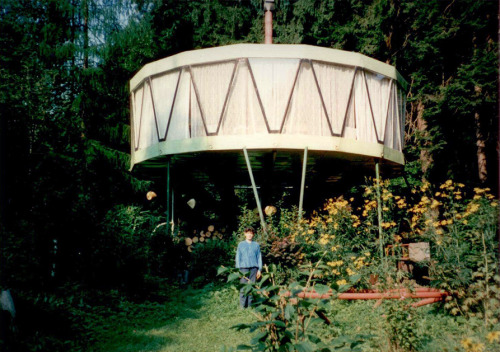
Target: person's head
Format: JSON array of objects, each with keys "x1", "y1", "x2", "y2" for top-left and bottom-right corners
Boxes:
[{"x1": 244, "y1": 227, "x2": 255, "y2": 241}]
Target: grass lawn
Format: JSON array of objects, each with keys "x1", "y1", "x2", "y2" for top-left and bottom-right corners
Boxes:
[
  {"x1": 85, "y1": 283, "x2": 499, "y2": 352},
  {"x1": 89, "y1": 283, "x2": 254, "y2": 352}
]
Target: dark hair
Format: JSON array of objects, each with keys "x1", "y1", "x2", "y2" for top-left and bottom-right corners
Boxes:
[{"x1": 243, "y1": 227, "x2": 255, "y2": 234}]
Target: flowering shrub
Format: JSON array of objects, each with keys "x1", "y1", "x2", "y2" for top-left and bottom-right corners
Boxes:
[{"x1": 230, "y1": 179, "x2": 499, "y2": 351}]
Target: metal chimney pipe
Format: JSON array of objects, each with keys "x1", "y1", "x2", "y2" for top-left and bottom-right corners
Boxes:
[{"x1": 264, "y1": 0, "x2": 275, "y2": 44}]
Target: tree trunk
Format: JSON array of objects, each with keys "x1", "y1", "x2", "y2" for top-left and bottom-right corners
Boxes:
[
  {"x1": 415, "y1": 101, "x2": 433, "y2": 174},
  {"x1": 475, "y1": 112, "x2": 488, "y2": 182},
  {"x1": 83, "y1": 0, "x2": 89, "y2": 70}
]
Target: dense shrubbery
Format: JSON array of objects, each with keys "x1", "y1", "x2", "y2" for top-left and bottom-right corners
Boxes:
[{"x1": 222, "y1": 179, "x2": 500, "y2": 352}]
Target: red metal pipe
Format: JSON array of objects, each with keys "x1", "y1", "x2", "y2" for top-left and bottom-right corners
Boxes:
[
  {"x1": 282, "y1": 287, "x2": 448, "y2": 306},
  {"x1": 411, "y1": 297, "x2": 442, "y2": 308}
]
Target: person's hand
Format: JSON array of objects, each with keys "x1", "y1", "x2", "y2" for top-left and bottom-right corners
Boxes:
[{"x1": 256, "y1": 270, "x2": 261, "y2": 280}]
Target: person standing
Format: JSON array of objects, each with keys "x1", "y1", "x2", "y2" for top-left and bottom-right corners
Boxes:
[{"x1": 235, "y1": 227, "x2": 262, "y2": 308}]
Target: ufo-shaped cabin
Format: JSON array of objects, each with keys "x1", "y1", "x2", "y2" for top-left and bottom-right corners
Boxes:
[{"x1": 129, "y1": 44, "x2": 407, "y2": 223}]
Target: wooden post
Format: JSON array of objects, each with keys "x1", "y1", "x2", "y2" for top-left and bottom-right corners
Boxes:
[
  {"x1": 243, "y1": 148, "x2": 266, "y2": 231},
  {"x1": 375, "y1": 161, "x2": 384, "y2": 259},
  {"x1": 298, "y1": 147, "x2": 308, "y2": 220}
]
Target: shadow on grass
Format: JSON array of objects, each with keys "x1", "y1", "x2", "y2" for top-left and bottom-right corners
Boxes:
[{"x1": 92, "y1": 283, "x2": 249, "y2": 352}]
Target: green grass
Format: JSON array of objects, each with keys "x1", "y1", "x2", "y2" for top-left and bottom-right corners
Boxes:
[
  {"x1": 82, "y1": 283, "x2": 499, "y2": 352},
  {"x1": 89, "y1": 284, "x2": 253, "y2": 352}
]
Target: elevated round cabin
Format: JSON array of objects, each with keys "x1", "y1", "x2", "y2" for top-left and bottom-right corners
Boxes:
[{"x1": 129, "y1": 44, "x2": 407, "y2": 227}]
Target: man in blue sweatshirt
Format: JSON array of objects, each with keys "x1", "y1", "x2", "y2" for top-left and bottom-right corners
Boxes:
[{"x1": 235, "y1": 227, "x2": 262, "y2": 308}]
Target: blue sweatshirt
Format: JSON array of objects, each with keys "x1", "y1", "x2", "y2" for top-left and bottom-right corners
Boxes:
[{"x1": 235, "y1": 241, "x2": 262, "y2": 271}]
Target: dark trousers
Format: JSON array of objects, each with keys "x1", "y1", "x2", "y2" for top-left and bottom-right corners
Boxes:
[{"x1": 239, "y1": 267, "x2": 258, "y2": 308}]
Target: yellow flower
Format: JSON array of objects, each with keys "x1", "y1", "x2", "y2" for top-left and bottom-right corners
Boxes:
[
  {"x1": 473, "y1": 195, "x2": 482, "y2": 200},
  {"x1": 461, "y1": 338, "x2": 473, "y2": 349},
  {"x1": 336, "y1": 279, "x2": 347, "y2": 285},
  {"x1": 487, "y1": 331, "x2": 500, "y2": 343},
  {"x1": 364, "y1": 252, "x2": 370, "y2": 257},
  {"x1": 436, "y1": 229, "x2": 443, "y2": 235},
  {"x1": 492, "y1": 202, "x2": 498, "y2": 207},
  {"x1": 473, "y1": 343, "x2": 485, "y2": 352},
  {"x1": 319, "y1": 237, "x2": 329, "y2": 245},
  {"x1": 307, "y1": 229, "x2": 315, "y2": 234}
]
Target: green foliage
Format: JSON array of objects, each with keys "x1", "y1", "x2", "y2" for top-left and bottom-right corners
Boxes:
[
  {"x1": 221, "y1": 262, "x2": 372, "y2": 352},
  {"x1": 0, "y1": 0, "x2": 499, "y2": 349},
  {"x1": 189, "y1": 236, "x2": 239, "y2": 285},
  {"x1": 383, "y1": 301, "x2": 421, "y2": 352},
  {"x1": 230, "y1": 178, "x2": 499, "y2": 351}
]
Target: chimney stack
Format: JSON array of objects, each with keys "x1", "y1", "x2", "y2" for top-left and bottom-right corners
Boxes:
[{"x1": 264, "y1": 0, "x2": 275, "y2": 44}]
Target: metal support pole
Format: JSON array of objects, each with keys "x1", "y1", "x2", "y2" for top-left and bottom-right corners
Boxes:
[
  {"x1": 375, "y1": 161, "x2": 384, "y2": 259},
  {"x1": 243, "y1": 148, "x2": 266, "y2": 231},
  {"x1": 264, "y1": 0, "x2": 275, "y2": 44},
  {"x1": 166, "y1": 159, "x2": 171, "y2": 235},
  {"x1": 171, "y1": 189, "x2": 175, "y2": 233},
  {"x1": 298, "y1": 147, "x2": 308, "y2": 220}
]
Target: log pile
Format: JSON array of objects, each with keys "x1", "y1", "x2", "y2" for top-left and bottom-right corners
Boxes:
[{"x1": 183, "y1": 225, "x2": 226, "y2": 252}]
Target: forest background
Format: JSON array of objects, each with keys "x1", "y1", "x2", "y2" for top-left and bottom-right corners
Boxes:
[{"x1": 0, "y1": 0, "x2": 498, "y2": 351}]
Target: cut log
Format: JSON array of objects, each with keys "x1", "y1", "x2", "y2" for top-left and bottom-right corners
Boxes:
[
  {"x1": 206, "y1": 231, "x2": 212, "y2": 237},
  {"x1": 208, "y1": 225, "x2": 215, "y2": 232},
  {"x1": 187, "y1": 245, "x2": 193, "y2": 252},
  {"x1": 185, "y1": 238, "x2": 193, "y2": 246},
  {"x1": 200, "y1": 237, "x2": 205, "y2": 242},
  {"x1": 192, "y1": 236, "x2": 199, "y2": 243}
]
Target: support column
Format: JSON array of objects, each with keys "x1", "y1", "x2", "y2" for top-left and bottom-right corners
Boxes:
[
  {"x1": 166, "y1": 159, "x2": 171, "y2": 235},
  {"x1": 243, "y1": 148, "x2": 266, "y2": 231},
  {"x1": 298, "y1": 147, "x2": 308, "y2": 220},
  {"x1": 375, "y1": 161, "x2": 384, "y2": 259},
  {"x1": 171, "y1": 189, "x2": 175, "y2": 233}
]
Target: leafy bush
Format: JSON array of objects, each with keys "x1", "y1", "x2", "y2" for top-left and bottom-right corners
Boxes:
[
  {"x1": 219, "y1": 262, "x2": 370, "y2": 352},
  {"x1": 227, "y1": 178, "x2": 499, "y2": 351}
]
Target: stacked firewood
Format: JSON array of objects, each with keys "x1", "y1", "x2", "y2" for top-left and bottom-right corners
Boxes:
[{"x1": 183, "y1": 225, "x2": 226, "y2": 252}]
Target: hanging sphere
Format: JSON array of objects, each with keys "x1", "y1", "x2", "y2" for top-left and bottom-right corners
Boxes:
[
  {"x1": 265, "y1": 205, "x2": 277, "y2": 216},
  {"x1": 146, "y1": 191, "x2": 157, "y2": 201}
]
